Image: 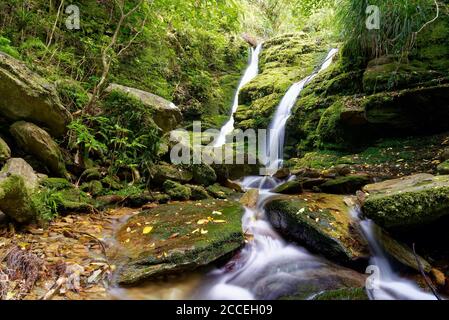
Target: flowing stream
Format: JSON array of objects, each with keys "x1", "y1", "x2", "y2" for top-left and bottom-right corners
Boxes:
[
  {"x1": 114, "y1": 47, "x2": 435, "y2": 300},
  {"x1": 196, "y1": 48, "x2": 435, "y2": 300},
  {"x1": 214, "y1": 44, "x2": 263, "y2": 147}
]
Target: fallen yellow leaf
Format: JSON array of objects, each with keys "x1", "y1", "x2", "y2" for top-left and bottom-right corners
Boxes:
[
  {"x1": 200, "y1": 229, "x2": 208, "y2": 235},
  {"x1": 197, "y1": 219, "x2": 209, "y2": 225},
  {"x1": 142, "y1": 226, "x2": 153, "y2": 235},
  {"x1": 213, "y1": 220, "x2": 227, "y2": 223}
]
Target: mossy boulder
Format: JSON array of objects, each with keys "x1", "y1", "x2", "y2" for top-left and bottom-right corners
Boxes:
[
  {"x1": 0, "y1": 158, "x2": 39, "y2": 223},
  {"x1": 0, "y1": 52, "x2": 72, "y2": 137},
  {"x1": 437, "y1": 160, "x2": 449, "y2": 175},
  {"x1": 362, "y1": 174, "x2": 449, "y2": 230},
  {"x1": 0, "y1": 136, "x2": 11, "y2": 162},
  {"x1": 191, "y1": 163, "x2": 217, "y2": 186},
  {"x1": 187, "y1": 185, "x2": 210, "y2": 200},
  {"x1": 105, "y1": 84, "x2": 182, "y2": 132},
  {"x1": 163, "y1": 180, "x2": 191, "y2": 200},
  {"x1": 206, "y1": 184, "x2": 235, "y2": 199},
  {"x1": 265, "y1": 193, "x2": 369, "y2": 265},
  {"x1": 319, "y1": 174, "x2": 371, "y2": 194},
  {"x1": 151, "y1": 163, "x2": 193, "y2": 185},
  {"x1": 273, "y1": 180, "x2": 303, "y2": 194},
  {"x1": 10, "y1": 121, "x2": 67, "y2": 177},
  {"x1": 115, "y1": 199, "x2": 245, "y2": 284}
]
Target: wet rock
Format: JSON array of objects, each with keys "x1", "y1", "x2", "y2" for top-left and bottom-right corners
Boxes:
[
  {"x1": 240, "y1": 189, "x2": 259, "y2": 208},
  {"x1": 10, "y1": 121, "x2": 67, "y2": 177},
  {"x1": 105, "y1": 84, "x2": 182, "y2": 132},
  {"x1": 440, "y1": 148, "x2": 449, "y2": 161},
  {"x1": 265, "y1": 193, "x2": 369, "y2": 265},
  {"x1": 273, "y1": 168, "x2": 290, "y2": 179},
  {"x1": 0, "y1": 136, "x2": 11, "y2": 162},
  {"x1": 272, "y1": 180, "x2": 303, "y2": 194},
  {"x1": 373, "y1": 225, "x2": 431, "y2": 273},
  {"x1": 291, "y1": 168, "x2": 321, "y2": 178},
  {"x1": 319, "y1": 174, "x2": 371, "y2": 194},
  {"x1": 299, "y1": 177, "x2": 327, "y2": 190},
  {"x1": 0, "y1": 158, "x2": 39, "y2": 223},
  {"x1": 334, "y1": 164, "x2": 351, "y2": 176},
  {"x1": 430, "y1": 269, "x2": 446, "y2": 288},
  {"x1": 437, "y1": 160, "x2": 449, "y2": 175},
  {"x1": 163, "y1": 180, "x2": 191, "y2": 201},
  {"x1": 115, "y1": 199, "x2": 245, "y2": 285},
  {"x1": 223, "y1": 179, "x2": 244, "y2": 193},
  {"x1": 362, "y1": 174, "x2": 449, "y2": 230},
  {"x1": 0, "y1": 52, "x2": 72, "y2": 137}
]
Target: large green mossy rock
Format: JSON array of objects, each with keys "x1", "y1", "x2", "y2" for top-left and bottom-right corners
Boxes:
[
  {"x1": 191, "y1": 163, "x2": 217, "y2": 186},
  {"x1": 265, "y1": 193, "x2": 369, "y2": 265},
  {"x1": 115, "y1": 199, "x2": 244, "y2": 285},
  {"x1": 0, "y1": 158, "x2": 39, "y2": 223},
  {"x1": 163, "y1": 180, "x2": 191, "y2": 200},
  {"x1": 362, "y1": 174, "x2": 449, "y2": 230},
  {"x1": 105, "y1": 84, "x2": 182, "y2": 132},
  {"x1": 10, "y1": 121, "x2": 67, "y2": 177},
  {"x1": 437, "y1": 160, "x2": 449, "y2": 175},
  {"x1": 150, "y1": 162, "x2": 193, "y2": 185},
  {"x1": 0, "y1": 52, "x2": 72, "y2": 137}
]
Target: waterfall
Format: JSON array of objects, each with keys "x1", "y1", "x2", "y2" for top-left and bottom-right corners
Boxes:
[
  {"x1": 214, "y1": 44, "x2": 263, "y2": 147},
  {"x1": 262, "y1": 48, "x2": 339, "y2": 172}
]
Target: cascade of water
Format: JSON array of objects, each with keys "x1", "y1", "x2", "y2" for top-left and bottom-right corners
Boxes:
[
  {"x1": 214, "y1": 44, "x2": 263, "y2": 147},
  {"x1": 352, "y1": 208, "x2": 436, "y2": 300},
  {"x1": 261, "y1": 48, "x2": 339, "y2": 172}
]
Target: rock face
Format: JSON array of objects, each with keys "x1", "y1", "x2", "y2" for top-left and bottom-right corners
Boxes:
[
  {"x1": 0, "y1": 137, "x2": 11, "y2": 162},
  {"x1": 105, "y1": 84, "x2": 182, "y2": 132},
  {"x1": 362, "y1": 174, "x2": 449, "y2": 230},
  {"x1": 115, "y1": 199, "x2": 244, "y2": 285},
  {"x1": 265, "y1": 193, "x2": 369, "y2": 265},
  {"x1": 0, "y1": 52, "x2": 72, "y2": 137},
  {"x1": 0, "y1": 158, "x2": 39, "y2": 223},
  {"x1": 10, "y1": 121, "x2": 67, "y2": 177}
]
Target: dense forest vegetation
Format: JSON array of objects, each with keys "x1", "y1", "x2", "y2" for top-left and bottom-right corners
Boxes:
[{"x1": 1, "y1": 0, "x2": 449, "y2": 301}]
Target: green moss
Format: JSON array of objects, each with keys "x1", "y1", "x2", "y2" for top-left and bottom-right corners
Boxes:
[
  {"x1": 312, "y1": 287, "x2": 368, "y2": 300},
  {"x1": 437, "y1": 160, "x2": 449, "y2": 175},
  {"x1": 0, "y1": 175, "x2": 36, "y2": 223},
  {"x1": 190, "y1": 163, "x2": 217, "y2": 186},
  {"x1": 41, "y1": 177, "x2": 72, "y2": 190},
  {"x1": 80, "y1": 180, "x2": 103, "y2": 196},
  {"x1": 188, "y1": 184, "x2": 211, "y2": 200},
  {"x1": 206, "y1": 184, "x2": 234, "y2": 199},
  {"x1": 0, "y1": 136, "x2": 11, "y2": 162},
  {"x1": 163, "y1": 180, "x2": 191, "y2": 200},
  {"x1": 116, "y1": 199, "x2": 244, "y2": 284},
  {"x1": 265, "y1": 193, "x2": 368, "y2": 264}
]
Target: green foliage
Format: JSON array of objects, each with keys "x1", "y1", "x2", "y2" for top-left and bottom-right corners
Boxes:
[
  {"x1": 31, "y1": 187, "x2": 64, "y2": 221},
  {"x1": 56, "y1": 81, "x2": 90, "y2": 112},
  {"x1": 335, "y1": 0, "x2": 440, "y2": 62},
  {"x1": 0, "y1": 36, "x2": 20, "y2": 58}
]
